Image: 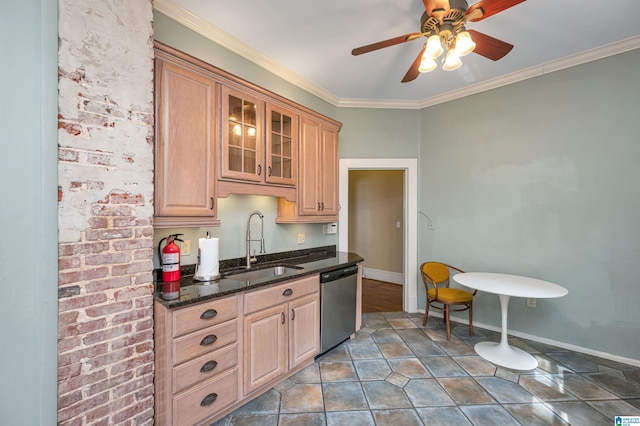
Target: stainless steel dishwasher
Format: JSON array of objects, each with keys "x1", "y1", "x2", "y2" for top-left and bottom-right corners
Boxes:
[{"x1": 319, "y1": 264, "x2": 359, "y2": 355}]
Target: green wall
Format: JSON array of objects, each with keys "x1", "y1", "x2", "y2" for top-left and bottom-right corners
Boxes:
[
  {"x1": 0, "y1": 1, "x2": 59, "y2": 423},
  {"x1": 418, "y1": 49, "x2": 640, "y2": 360}
]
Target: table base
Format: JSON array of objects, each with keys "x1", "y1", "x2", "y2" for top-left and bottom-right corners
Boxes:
[{"x1": 475, "y1": 341, "x2": 538, "y2": 370}]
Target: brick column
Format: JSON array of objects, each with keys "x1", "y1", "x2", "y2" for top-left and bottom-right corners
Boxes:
[{"x1": 57, "y1": 1, "x2": 155, "y2": 424}]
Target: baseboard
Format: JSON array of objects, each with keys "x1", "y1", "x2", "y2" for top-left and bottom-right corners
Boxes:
[
  {"x1": 362, "y1": 267, "x2": 403, "y2": 285},
  {"x1": 417, "y1": 309, "x2": 640, "y2": 368}
]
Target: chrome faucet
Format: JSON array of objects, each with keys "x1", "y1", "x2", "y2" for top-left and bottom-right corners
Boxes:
[{"x1": 245, "y1": 210, "x2": 265, "y2": 269}]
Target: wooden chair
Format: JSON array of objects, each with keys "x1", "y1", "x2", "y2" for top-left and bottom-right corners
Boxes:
[{"x1": 420, "y1": 262, "x2": 477, "y2": 341}]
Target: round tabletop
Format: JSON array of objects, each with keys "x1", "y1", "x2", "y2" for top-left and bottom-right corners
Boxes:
[{"x1": 453, "y1": 272, "x2": 568, "y2": 299}]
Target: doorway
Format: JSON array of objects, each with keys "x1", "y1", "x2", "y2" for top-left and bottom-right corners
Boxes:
[{"x1": 338, "y1": 158, "x2": 418, "y2": 313}]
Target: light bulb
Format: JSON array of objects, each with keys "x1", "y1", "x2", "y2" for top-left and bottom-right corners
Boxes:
[
  {"x1": 455, "y1": 30, "x2": 476, "y2": 56},
  {"x1": 247, "y1": 127, "x2": 256, "y2": 137},
  {"x1": 425, "y1": 34, "x2": 443, "y2": 59},
  {"x1": 443, "y1": 50, "x2": 462, "y2": 71},
  {"x1": 418, "y1": 54, "x2": 437, "y2": 73},
  {"x1": 233, "y1": 124, "x2": 242, "y2": 136}
]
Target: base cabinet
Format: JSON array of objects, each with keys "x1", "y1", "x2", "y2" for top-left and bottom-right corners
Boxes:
[
  {"x1": 154, "y1": 295, "x2": 242, "y2": 426},
  {"x1": 155, "y1": 274, "x2": 320, "y2": 425},
  {"x1": 243, "y1": 276, "x2": 320, "y2": 396}
]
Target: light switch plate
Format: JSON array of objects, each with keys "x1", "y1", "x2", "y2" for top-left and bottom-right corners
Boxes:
[
  {"x1": 297, "y1": 234, "x2": 305, "y2": 244},
  {"x1": 326, "y1": 223, "x2": 337, "y2": 234}
]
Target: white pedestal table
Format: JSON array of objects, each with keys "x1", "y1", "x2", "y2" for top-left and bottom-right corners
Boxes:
[{"x1": 453, "y1": 272, "x2": 568, "y2": 370}]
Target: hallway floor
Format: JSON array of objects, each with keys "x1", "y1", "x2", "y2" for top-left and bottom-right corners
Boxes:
[{"x1": 212, "y1": 311, "x2": 640, "y2": 425}]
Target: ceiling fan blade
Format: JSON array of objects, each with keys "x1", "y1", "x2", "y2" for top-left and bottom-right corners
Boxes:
[
  {"x1": 401, "y1": 45, "x2": 427, "y2": 83},
  {"x1": 352, "y1": 32, "x2": 423, "y2": 56},
  {"x1": 466, "y1": 0, "x2": 526, "y2": 22},
  {"x1": 468, "y1": 30, "x2": 513, "y2": 60}
]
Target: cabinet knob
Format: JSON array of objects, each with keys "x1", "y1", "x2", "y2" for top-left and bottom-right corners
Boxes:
[
  {"x1": 200, "y1": 360, "x2": 218, "y2": 373},
  {"x1": 200, "y1": 334, "x2": 218, "y2": 346},
  {"x1": 200, "y1": 309, "x2": 218, "y2": 320},
  {"x1": 282, "y1": 288, "x2": 293, "y2": 297},
  {"x1": 200, "y1": 393, "x2": 218, "y2": 407}
]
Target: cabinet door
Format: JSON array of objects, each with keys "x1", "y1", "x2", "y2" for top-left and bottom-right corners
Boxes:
[
  {"x1": 298, "y1": 117, "x2": 321, "y2": 215},
  {"x1": 266, "y1": 104, "x2": 297, "y2": 186},
  {"x1": 155, "y1": 58, "x2": 217, "y2": 217},
  {"x1": 289, "y1": 294, "x2": 320, "y2": 370},
  {"x1": 221, "y1": 86, "x2": 263, "y2": 182},
  {"x1": 319, "y1": 126, "x2": 339, "y2": 215},
  {"x1": 243, "y1": 304, "x2": 287, "y2": 395}
]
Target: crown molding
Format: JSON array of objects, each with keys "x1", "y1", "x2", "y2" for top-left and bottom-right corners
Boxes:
[{"x1": 155, "y1": 0, "x2": 640, "y2": 110}]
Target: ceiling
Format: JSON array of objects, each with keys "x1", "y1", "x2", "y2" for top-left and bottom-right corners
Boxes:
[{"x1": 156, "y1": 0, "x2": 640, "y2": 108}]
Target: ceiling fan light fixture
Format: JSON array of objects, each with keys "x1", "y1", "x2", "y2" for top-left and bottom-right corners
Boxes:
[
  {"x1": 455, "y1": 29, "x2": 476, "y2": 56},
  {"x1": 418, "y1": 54, "x2": 437, "y2": 73},
  {"x1": 443, "y1": 49, "x2": 462, "y2": 71},
  {"x1": 425, "y1": 34, "x2": 443, "y2": 58}
]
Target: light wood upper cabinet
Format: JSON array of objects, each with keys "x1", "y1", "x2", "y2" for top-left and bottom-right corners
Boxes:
[
  {"x1": 266, "y1": 104, "x2": 297, "y2": 186},
  {"x1": 298, "y1": 116, "x2": 339, "y2": 217},
  {"x1": 154, "y1": 54, "x2": 219, "y2": 228},
  {"x1": 220, "y1": 88, "x2": 298, "y2": 189},
  {"x1": 221, "y1": 86, "x2": 263, "y2": 182}
]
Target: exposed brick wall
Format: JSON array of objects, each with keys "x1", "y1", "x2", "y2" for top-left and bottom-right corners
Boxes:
[{"x1": 57, "y1": 1, "x2": 155, "y2": 424}]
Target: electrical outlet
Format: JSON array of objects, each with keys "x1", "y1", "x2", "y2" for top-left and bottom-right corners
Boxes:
[
  {"x1": 181, "y1": 240, "x2": 191, "y2": 256},
  {"x1": 297, "y1": 233, "x2": 305, "y2": 244},
  {"x1": 527, "y1": 298, "x2": 536, "y2": 308}
]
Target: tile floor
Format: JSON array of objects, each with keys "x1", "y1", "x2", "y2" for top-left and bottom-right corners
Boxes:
[{"x1": 212, "y1": 311, "x2": 640, "y2": 425}]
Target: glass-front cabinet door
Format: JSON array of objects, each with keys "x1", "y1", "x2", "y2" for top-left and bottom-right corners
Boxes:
[
  {"x1": 221, "y1": 86, "x2": 263, "y2": 182},
  {"x1": 266, "y1": 104, "x2": 297, "y2": 186}
]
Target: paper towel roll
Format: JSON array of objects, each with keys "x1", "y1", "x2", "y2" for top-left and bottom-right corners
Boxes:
[{"x1": 194, "y1": 237, "x2": 220, "y2": 281}]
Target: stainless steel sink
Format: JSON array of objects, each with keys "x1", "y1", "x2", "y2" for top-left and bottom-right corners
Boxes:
[{"x1": 224, "y1": 265, "x2": 302, "y2": 281}]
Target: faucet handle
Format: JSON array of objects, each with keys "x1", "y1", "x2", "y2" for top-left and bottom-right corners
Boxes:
[{"x1": 250, "y1": 249, "x2": 258, "y2": 263}]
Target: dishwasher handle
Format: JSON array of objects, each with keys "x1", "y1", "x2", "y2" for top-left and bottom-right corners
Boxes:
[{"x1": 320, "y1": 265, "x2": 359, "y2": 283}]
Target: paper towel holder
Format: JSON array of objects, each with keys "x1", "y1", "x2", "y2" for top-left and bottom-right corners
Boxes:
[{"x1": 194, "y1": 232, "x2": 221, "y2": 282}]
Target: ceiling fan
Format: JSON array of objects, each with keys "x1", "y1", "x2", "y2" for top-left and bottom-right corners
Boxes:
[{"x1": 351, "y1": 0, "x2": 526, "y2": 82}]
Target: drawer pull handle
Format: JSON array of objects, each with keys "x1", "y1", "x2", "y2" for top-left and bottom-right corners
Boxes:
[
  {"x1": 200, "y1": 393, "x2": 218, "y2": 407},
  {"x1": 200, "y1": 309, "x2": 218, "y2": 320},
  {"x1": 291, "y1": 308, "x2": 295, "y2": 320},
  {"x1": 281, "y1": 312, "x2": 285, "y2": 324},
  {"x1": 200, "y1": 360, "x2": 218, "y2": 373},
  {"x1": 282, "y1": 288, "x2": 293, "y2": 297},
  {"x1": 200, "y1": 334, "x2": 218, "y2": 346}
]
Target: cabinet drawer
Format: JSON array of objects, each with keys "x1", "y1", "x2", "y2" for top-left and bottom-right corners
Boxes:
[
  {"x1": 173, "y1": 368, "x2": 238, "y2": 426},
  {"x1": 173, "y1": 320, "x2": 238, "y2": 365},
  {"x1": 244, "y1": 275, "x2": 319, "y2": 315},
  {"x1": 173, "y1": 295, "x2": 238, "y2": 337},
  {"x1": 173, "y1": 343, "x2": 238, "y2": 394}
]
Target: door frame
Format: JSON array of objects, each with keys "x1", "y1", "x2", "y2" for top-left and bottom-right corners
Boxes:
[{"x1": 338, "y1": 158, "x2": 418, "y2": 313}]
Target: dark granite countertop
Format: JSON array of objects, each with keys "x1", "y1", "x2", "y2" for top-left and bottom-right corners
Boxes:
[{"x1": 154, "y1": 245, "x2": 363, "y2": 309}]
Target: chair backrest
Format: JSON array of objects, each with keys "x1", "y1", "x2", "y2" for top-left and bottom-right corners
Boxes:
[{"x1": 421, "y1": 262, "x2": 450, "y2": 287}]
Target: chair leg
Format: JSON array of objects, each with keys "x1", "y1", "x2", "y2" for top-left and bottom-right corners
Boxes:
[
  {"x1": 445, "y1": 305, "x2": 451, "y2": 341},
  {"x1": 422, "y1": 301, "x2": 430, "y2": 326},
  {"x1": 469, "y1": 302, "x2": 473, "y2": 337}
]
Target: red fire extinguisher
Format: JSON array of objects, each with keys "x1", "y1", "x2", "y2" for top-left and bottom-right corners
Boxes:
[{"x1": 158, "y1": 234, "x2": 183, "y2": 282}]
